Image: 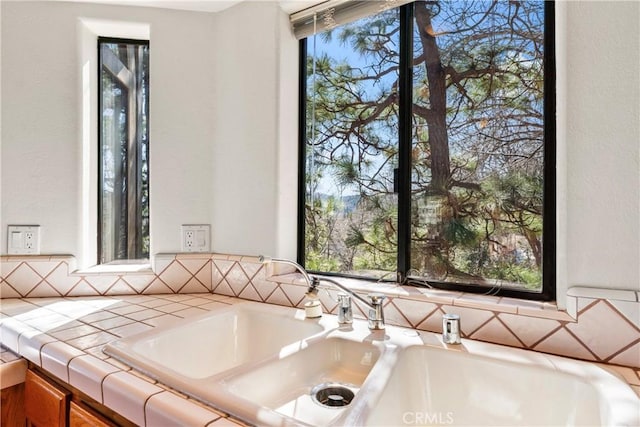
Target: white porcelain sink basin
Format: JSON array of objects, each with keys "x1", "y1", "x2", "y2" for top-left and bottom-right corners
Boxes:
[
  {"x1": 220, "y1": 337, "x2": 384, "y2": 427},
  {"x1": 104, "y1": 301, "x2": 638, "y2": 427},
  {"x1": 362, "y1": 344, "x2": 640, "y2": 426},
  {"x1": 104, "y1": 302, "x2": 325, "y2": 380}
]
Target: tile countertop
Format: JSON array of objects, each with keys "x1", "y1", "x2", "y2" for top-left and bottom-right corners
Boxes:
[
  {"x1": 0, "y1": 293, "x2": 250, "y2": 427},
  {"x1": 1, "y1": 346, "x2": 27, "y2": 389},
  {"x1": 1, "y1": 294, "x2": 639, "y2": 427}
]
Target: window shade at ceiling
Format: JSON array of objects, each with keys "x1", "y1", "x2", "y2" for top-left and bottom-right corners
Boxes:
[{"x1": 291, "y1": 0, "x2": 413, "y2": 39}]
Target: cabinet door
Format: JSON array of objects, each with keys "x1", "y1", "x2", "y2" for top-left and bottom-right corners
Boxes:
[
  {"x1": 24, "y1": 370, "x2": 69, "y2": 427},
  {"x1": 69, "y1": 401, "x2": 116, "y2": 427},
  {"x1": 1, "y1": 383, "x2": 26, "y2": 426}
]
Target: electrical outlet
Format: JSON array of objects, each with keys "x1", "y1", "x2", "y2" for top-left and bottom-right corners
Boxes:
[
  {"x1": 184, "y1": 230, "x2": 195, "y2": 248},
  {"x1": 25, "y1": 232, "x2": 35, "y2": 249},
  {"x1": 7, "y1": 225, "x2": 41, "y2": 255},
  {"x1": 181, "y1": 225, "x2": 210, "y2": 252}
]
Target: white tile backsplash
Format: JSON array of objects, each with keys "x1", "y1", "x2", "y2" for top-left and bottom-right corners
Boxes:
[{"x1": 1, "y1": 253, "x2": 639, "y2": 370}]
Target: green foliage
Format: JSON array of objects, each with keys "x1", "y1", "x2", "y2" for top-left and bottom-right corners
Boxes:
[
  {"x1": 444, "y1": 218, "x2": 477, "y2": 246},
  {"x1": 305, "y1": 250, "x2": 342, "y2": 272},
  {"x1": 334, "y1": 158, "x2": 360, "y2": 186},
  {"x1": 486, "y1": 262, "x2": 543, "y2": 288},
  {"x1": 345, "y1": 226, "x2": 366, "y2": 248}
]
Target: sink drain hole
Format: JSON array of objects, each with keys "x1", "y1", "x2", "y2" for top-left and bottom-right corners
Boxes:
[{"x1": 311, "y1": 383, "x2": 355, "y2": 408}]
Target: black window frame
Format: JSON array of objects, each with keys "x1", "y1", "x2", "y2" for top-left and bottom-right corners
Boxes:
[
  {"x1": 298, "y1": 1, "x2": 556, "y2": 301},
  {"x1": 97, "y1": 36, "x2": 150, "y2": 265}
]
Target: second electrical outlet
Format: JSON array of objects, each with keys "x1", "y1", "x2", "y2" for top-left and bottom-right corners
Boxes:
[{"x1": 181, "y1": 225, "x2": 211, "y2": 252}]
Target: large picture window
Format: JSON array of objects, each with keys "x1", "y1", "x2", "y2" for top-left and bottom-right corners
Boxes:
[
  {"x1": 299, "y1": 1, "x2": 555, "y2": 299},
  {"x1": 99, "y1": 37, "x2": 150, "y2": 264}
]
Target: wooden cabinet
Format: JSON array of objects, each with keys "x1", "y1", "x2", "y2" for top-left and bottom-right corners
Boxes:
[
  {"x1": 23, "y1": 369, "x2": 122, "y2": 427},
  {"x1": 1, "y1": 382, "x2": 26, "y2": 427},
  {"x1": 24, "y1": 369, "x2": 69, "y2": 427},
  {"x1": 70, "y1": 401, "x2": 116, "y2": 427}
]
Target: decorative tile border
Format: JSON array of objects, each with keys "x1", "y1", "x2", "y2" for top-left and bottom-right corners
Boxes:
[
  {"x1": 0, "y1": 254, "x2": 212, "y2": 297},
  {"x1": 1, "y1": 254, "x2": 639, "y2": 369},
  {"x1": 254, "y1": 273, "x2": 639, "y2": 368}
]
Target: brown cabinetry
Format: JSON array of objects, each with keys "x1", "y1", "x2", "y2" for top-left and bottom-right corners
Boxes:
[
  {"x1": 24, "y1": 369, "x2": 69, "y2": 427},
  {"x1": 70, "y1": 401, "x2": 116, "y2": 427},
  {"x1": 1, "y1": 382, "x2": 26, "y2": 427},
  {"x1": 23, "y1": 369, "x2": 122, "y2": 427}
]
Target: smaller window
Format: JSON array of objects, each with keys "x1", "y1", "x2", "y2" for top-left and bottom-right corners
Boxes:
[{"x1": 98, "y1": 37, "x2": 150, "y2": 264}]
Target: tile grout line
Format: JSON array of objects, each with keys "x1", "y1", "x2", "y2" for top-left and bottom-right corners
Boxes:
[
  {"x1": 527, "y1": 323, "x2": 565, "y2": 350},
  {"x1": 603, "y1": 337, "x2": 640, "y2": 364},
  {"x1": 493, "y1": 313, "x2": 528, "y2": 348},
  {"x1": 601, "y1": 299, "x2": 640, "y2": 332},
  {"x1": 562, "y1": 325, "x2": 601, "y2": 361}
]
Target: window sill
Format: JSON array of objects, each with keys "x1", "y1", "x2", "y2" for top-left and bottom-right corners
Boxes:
[
  {"x1": 267, "y1": 272, "x2": 572, "y2": 322},
  {"x1": 76, "y1": 262, "x2": 152, "y2": 275}
]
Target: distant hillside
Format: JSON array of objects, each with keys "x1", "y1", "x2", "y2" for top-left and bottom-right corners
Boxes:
[{"x1": 314, "y1": 193, "x2": 361, "y2": 214}]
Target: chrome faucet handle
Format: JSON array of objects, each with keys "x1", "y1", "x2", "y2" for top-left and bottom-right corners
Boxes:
[
  {"x1": 442, "y1": 313, "x2": 461, "y2": 344},
  {"x1": 368, "y1": 293, "x2": 386, "y2": 304},
  {"x1": 337, "y1": 293, "x2": 353, "y2": 324},
  {"x1": 367, "y1": 293, "x2": 386, "y2": 330}
]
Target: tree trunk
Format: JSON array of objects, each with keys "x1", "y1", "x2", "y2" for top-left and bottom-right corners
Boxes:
[
  {"x1": 523, "y1": 228, "x2": 542, "y2": 268},
  {"x1": 415, "y1": 1, "x2": 451, "y2": 195},
  {"x1": 414, "y1": 2, "x2": 454, "y2": 278}
]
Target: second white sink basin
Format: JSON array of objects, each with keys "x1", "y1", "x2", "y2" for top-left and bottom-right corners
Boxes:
[
  {"x1": 362, "y1": 344, "x2": 640, "y2": 426},
  {"x1": 104, "y1": 301, "x2": 325, "y2": 380}
]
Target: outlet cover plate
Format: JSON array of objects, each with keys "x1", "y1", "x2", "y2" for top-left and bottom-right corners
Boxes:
[
  {"x1": 181, "y1": 225, "x2": 211, "y2": 252},
  {"x1": 7, "y1": 225, "x2": 41, "y2": 255}
]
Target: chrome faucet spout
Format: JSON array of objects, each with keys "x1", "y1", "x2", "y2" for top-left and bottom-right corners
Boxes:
[
  {"x1": 311, "y1": 276, "x2": 370, "y2": 308},
  {"x1": 312, "y1": 277, "x2": 386, "y2": 330},
  {"x1": 259, "y1": 256, "x2": 386, "y2": 330},
  {"x1": 259, "y1": 255, "x2": 318, "y2": 295}
]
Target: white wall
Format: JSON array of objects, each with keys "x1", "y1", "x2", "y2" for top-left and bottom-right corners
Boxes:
[
  {"x1": 276, "y1": 6, "x2": 300, "y2": 261},
  {"x1": 559, "y1": 1, "x2": 640, "y2": 295},
  {"x1": 1, "y1": 1, "x2": 638, "y2": 297},
  {"x1": 211, "y1": 1, "x2": 297, "y2": 258},
  {"x1": 2, "y1": 1, "x2": 80, "y2": 256},
  {"x1": 0, "y1": 2, "x2": 3, "y2": 232},
  {"x1": 1, "y1": 1, "x2": 216, "y2": 264}
]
